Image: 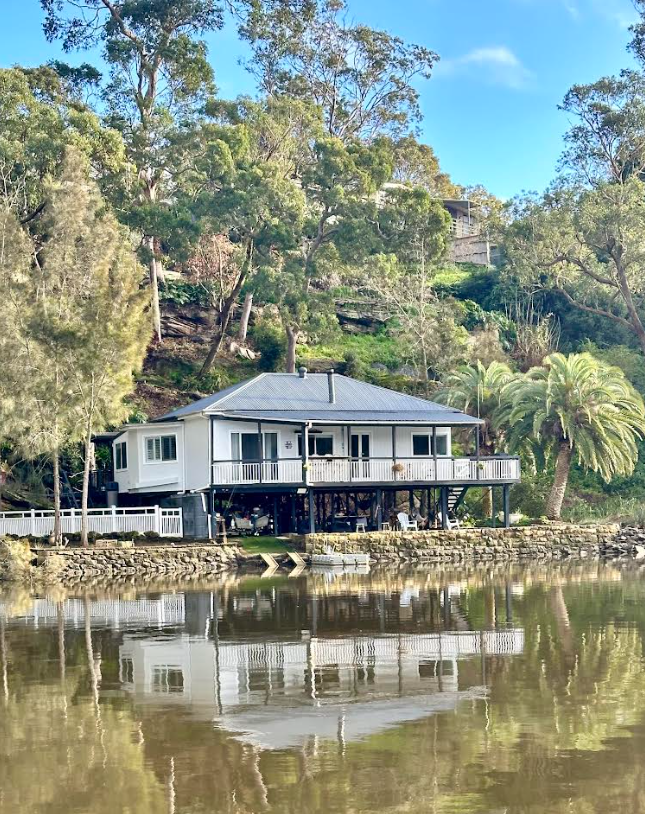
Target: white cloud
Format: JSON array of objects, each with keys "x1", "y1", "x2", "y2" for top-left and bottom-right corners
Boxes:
[
  {"x1": 593, "y1": 0, "x2": 638, "y2": 30},
  {"x1": 437, "y1": 46, "x2": 535, "y2": 90}
]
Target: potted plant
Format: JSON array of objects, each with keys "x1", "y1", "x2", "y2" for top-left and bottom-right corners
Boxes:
[{"x1": 392, "y1": 462, "x2": 405, "y2": 478}]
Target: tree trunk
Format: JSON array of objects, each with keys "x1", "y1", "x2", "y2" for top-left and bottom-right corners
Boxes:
[
  {"x1": 200, "y1": 240, "x2": 254, "y2": 377},
  {"x1": 149, "y1": 255, "x2": 162, "y2": 344},
  {"x1": 285, "y1": 325, "x2": 298, "y2": 373},
  {"x1": 52, "y1": 448, "x2": 62, "y2": 545},
  {"x1": 481, "y1": 487, "x2": 493, "y2": 519},
  {"x1": 80, "y1": 420, "x2": 93, "y2": 548},
  {"x1": 238, "y1": 292, "x2": 253, "y2": 342},
  {"x1": 546, "y1": 442, "x2": 573, "y2": 520}
]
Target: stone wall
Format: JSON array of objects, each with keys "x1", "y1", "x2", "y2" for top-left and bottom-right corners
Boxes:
[
  {"x1": 1, "y1": 541, "x2": 243, "y2": 583},
  {"x1": 307, "y1": 524, "x2": 620, "y2": 562}
]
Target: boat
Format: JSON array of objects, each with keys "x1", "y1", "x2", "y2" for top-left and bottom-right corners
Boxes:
[{"x1": 311, "y1": 548, "x2": 370, "y2": 568}]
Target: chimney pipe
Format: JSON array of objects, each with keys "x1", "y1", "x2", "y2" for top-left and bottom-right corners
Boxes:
[
  {"x1": 327, "y1": 369, "x2": 336, "y2": 404},
  {"x1": 298, "y1": 366, "x2": 308, "y2": 379}
]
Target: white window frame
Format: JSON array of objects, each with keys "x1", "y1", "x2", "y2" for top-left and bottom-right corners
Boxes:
[
  {"x1": 115, "y1": 441, "x2": 128, "y2": 471},
  {"x1": 144, "y1": 433, "x2": 178, "y2": 464},
  {"x1": 299, "y1": 433, "x2": 335, "y2": 457},
  {"x1": 412, "y1": 431, "x2": 449, "y2": 457}
]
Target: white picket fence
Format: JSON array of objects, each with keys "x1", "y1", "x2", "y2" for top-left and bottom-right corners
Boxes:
[{"x1": 0, "y1": 506, "x2": 183, "y2": 539}]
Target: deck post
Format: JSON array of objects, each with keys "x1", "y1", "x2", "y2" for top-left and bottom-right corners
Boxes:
[
  {"x1": 257, "y1": 421, "x2": 263, "y2": 484},
  {"x1": 502, "y1": 484, "x2": 511, "y2": 528},
  {"x1": 301, "y1": 423, "x2": 309, "y2": 484},
  {"x1": 272, "y1": 495, "x2": 279, "y2": 535},
  {"x1": 347, "y1": 425, "x2": 352, "y2": 482},
  {"x1": 475, "y1": 425, "x2": 481, "y2": 481},
  {"x1": 290, "y1": 494, "x2": 297, "y2": 532},
  {"x1": 409, "y1": 489, "x2": 414, "y2": 513},
  {"x1": 432, "y1": 427, "x2": 438, "y2": 479},
  {"x1": 30, "y1": 508, "x2": 36, "y2": 537},
  {"x1": 440, "y1": 487, "x2": 449, "y2": 530},
  {"x1": 308, "y1": 489, "x2": 316, "y2": 534},
  {"x1": 376, "y1": 488, "x2": 383, "y2": 528},
  {"x1": 391, "y1": 426, "x2": 397, "y2": 462}
]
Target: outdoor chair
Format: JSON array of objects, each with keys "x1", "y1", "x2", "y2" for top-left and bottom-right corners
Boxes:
[
  {"x1": 437, "y1": 513, "x2": 461, "y2": 530},
  {"x1": 397, "y1": 512, "x2": 419, "y2": 531}
]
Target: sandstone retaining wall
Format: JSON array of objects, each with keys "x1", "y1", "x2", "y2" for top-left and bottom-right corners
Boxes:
[
  {"x1": 1, "y1": 541, "x2": 243, "y2": 583},
  {"x1": 307, "y1": 524, "x2": 621, "y2": 562}
]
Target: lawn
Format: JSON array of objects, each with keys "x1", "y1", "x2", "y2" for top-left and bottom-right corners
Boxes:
[{"x1": 237, "y1": 536, "x2": 299, "y2": 554}]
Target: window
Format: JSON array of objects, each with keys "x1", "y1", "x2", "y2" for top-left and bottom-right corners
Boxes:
[
  {"x1": 298, "y1": 434, "x2": 334, "y2": 456},
  {"x1": 231, "y1": 432, "x2": 278, "y2": 462},
  {"x1": 412, "y1": 435, "x2": 430, "y2": 456},
  {"x1": 412, "y1": 433, "x2": 448, "y2": 456},
  {"x1": 151, "y1": 665, "x2": 184, "y2": 694},
  {"x1": 115, "y1": 441, "x2": 127, "y2": 471},
  {"x1": 120, "y1": 657, "x2": 134, "y2": 684},
  {"x1": 145, "y1": 434, "x2": 177, "y2": 462}
]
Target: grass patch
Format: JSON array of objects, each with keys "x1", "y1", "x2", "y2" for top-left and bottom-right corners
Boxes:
[
  {"x1": 238, "y1": 536, "x2": 299, "y2": 554},
  {"x1": 300, "y1": 333, "x2": 403, "y2": 371}
]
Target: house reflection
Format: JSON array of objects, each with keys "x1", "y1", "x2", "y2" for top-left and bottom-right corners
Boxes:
[{"x1": 118, "y1": 586, "x2": 524, "y2": 749}]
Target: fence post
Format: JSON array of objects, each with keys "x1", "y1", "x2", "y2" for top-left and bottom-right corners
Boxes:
[
  {"x1": 154, "y1": 505, "x2": 161, "y2": 535},
  {"x1": 111, "y1": 505, "x2": 117, "y2": 533},
  {"x1": 30, "y1": 508, "x2": 36, "y2": 537}
]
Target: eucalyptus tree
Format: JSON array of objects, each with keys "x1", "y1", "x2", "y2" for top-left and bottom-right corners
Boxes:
[
  {"x1": 241, "y1": 0, "x2": 438, "y2": 140},
  {"x1": 241, "y1": 0, "x2": 442, "y2": 369},
  {"x1": 500, "y1": 352, "x2": 645, "y2": 519},
  {"x1": 504, "y1": 178, "x2": 645, "y2": 357},
  {"x1": 41, "y1": 0, "x2": 226, "y2": 342},
  {"x1": 174, "y1": 97, "x2": 309, "y2": 374}
]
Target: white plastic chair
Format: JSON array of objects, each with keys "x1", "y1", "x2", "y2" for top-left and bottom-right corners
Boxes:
[
  {"x1": 355, "y1": 517, "x2": 368, "y2": 532},
  {"x1": 397, "y1": 512, "x2": 418, "y2": 531},
  {"x1": 437, "y1": 513, "x2": 460, "y2": 530}
]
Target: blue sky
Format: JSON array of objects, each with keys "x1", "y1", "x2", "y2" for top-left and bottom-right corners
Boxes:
[{"x1": 0, "y1": 0, "x2": 640, "y2": 198}]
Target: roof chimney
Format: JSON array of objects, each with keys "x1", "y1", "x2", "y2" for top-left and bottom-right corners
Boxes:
[
  {"x1": 298, "y1": 366, "x2": 308, "y2": 379},
  {"x1": 327, "y1": 369, "x2": 336, "y2": 404}
]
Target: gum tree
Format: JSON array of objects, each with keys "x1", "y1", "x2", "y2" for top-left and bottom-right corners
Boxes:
[{"x1": 41, "y1": 0, "x2": 226, "y2": 342}]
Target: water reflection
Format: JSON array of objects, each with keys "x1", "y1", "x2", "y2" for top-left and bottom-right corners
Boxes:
[{"x1": 2, "y1": 564, "x2": 645, "y2": 813}]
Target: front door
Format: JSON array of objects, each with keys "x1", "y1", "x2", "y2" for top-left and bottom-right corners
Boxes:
[{"x1": 351, "y1": 433, "x2": 371, "y2": 479}]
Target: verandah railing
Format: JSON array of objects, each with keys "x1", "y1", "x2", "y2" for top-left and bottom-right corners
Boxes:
[
  {"x1": 0, "y1": 506, "x2": 183, "y2": 538},
  {"x1": 211, "y1": 456, "x2": 521, "y2": 486}
]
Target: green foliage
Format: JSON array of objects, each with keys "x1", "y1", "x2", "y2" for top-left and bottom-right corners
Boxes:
[
  {"x1": 159, "y1": 280, "x2": 211, "y2": 307},
  {"x1": 251, "y1": 320, "x2": 286, "y2": 372},
  {"x1": 501, "y1": 352, "x2": 645, "y2": 518}
]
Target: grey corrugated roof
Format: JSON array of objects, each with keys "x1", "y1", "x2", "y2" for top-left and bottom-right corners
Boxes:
[
  {"x1": 221, "y1": 410, "x2": 479, "y2": 425},
  {"x1": 156, "y1": 373, "x2": 481, "y2": 425}
]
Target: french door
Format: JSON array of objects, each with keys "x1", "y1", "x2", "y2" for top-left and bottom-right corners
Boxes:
[{"x1": 350, "y1": 433, "x2": 371, "y2": 479}]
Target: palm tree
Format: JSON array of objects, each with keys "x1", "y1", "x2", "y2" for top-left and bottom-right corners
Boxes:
[
  {"x1": 500, "y1": 352, "x2": 645, "y2": 519},
  {"x1": 437, "y1": 361, "x2": 516, "y2": 516}
]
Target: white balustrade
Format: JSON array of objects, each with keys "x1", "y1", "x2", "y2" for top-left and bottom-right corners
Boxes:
[
  {"x1": 0, "y1": 506, "x2": 183, "y2": 538},
  {"x1": 211, "y1": 455, "x2": 519, "y2": 485}
]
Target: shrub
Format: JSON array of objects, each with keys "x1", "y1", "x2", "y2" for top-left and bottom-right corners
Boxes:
[{"x1": 252, "y1": 320, "x2": 286, "y2": 372}]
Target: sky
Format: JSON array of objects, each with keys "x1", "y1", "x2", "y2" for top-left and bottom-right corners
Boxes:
[{"x1": 0, "y1": 0, "x2": 640, "y2": 198}]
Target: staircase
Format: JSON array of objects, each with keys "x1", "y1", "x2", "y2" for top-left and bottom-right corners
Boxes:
[{"x1": 447, "y1": 487, "x2": 468, "y2": 515}]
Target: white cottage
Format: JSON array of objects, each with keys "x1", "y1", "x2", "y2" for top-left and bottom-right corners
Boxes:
[{"x1": 112, "y1": 369, "x2": 520, "y2": 534}]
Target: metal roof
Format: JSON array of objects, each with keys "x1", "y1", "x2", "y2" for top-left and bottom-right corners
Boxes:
[{"x1": 156, "y1": 373, "x2": 482, "y2": 425}]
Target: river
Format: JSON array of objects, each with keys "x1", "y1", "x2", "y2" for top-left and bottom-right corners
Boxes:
[{"x1": 1, "y1": 563, "x2": 645, "y2": 812}]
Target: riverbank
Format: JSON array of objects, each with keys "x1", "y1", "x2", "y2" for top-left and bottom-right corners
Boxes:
[
  {"x1": 0, "y1": 538, "x2": 245, "y2": 583},
  {"x1": 307, "y1": 523, "x2": 625, "y2": 562},
  {"x1": 4, "y1": 523, "x2": 645, "y2": 584}
]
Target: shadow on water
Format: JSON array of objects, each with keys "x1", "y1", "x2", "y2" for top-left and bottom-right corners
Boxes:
[{"x1": 3, "y1": 562, "x2": 645, "y2": 812}]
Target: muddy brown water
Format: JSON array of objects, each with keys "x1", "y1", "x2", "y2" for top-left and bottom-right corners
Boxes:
[{"x1": 2, "y1": 563, "x2": 645, "y2": 813}]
